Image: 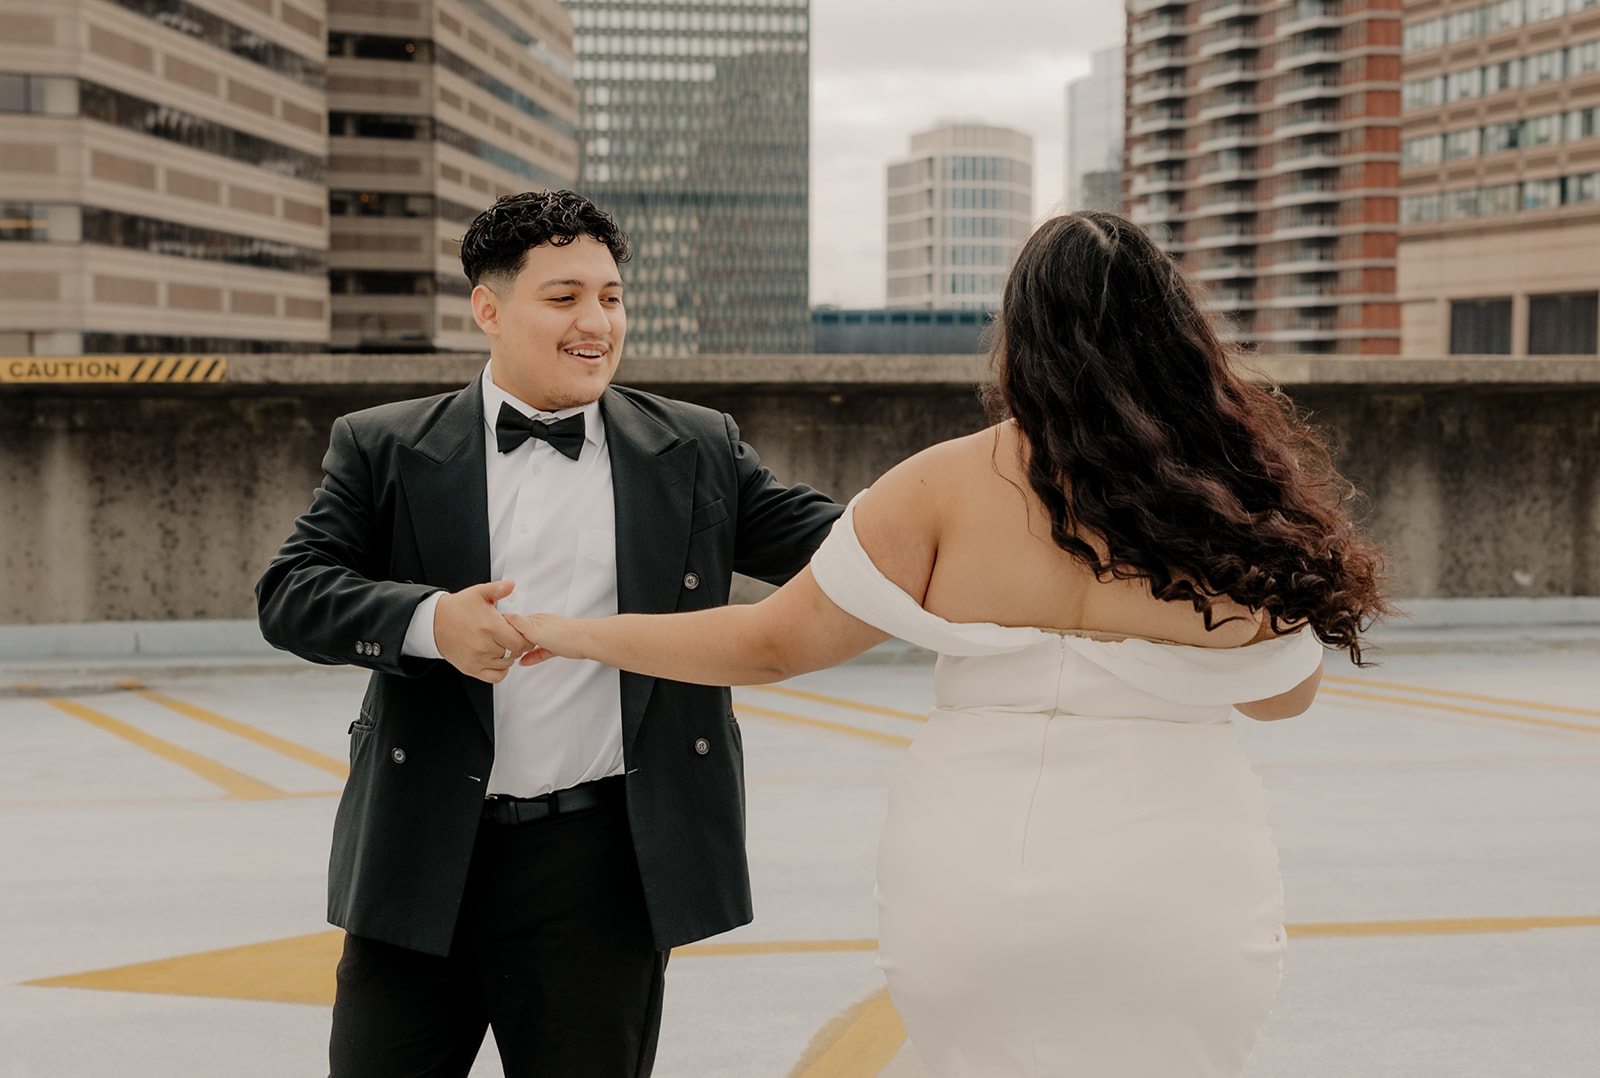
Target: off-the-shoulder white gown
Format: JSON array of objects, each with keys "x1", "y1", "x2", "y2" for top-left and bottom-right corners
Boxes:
[{"x1": 808, "y1": 497, "x2": 1325, "y2": 1078}]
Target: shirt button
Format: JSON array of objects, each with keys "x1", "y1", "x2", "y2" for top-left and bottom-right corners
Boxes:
[
  {"x1": 683, "y1": 572, "x2": 700, "y2": 590},
  {"x1": 519, "y1": 524, "x2": 529, "y2": 534},
  {"x1": 693, "y1": 738, "x2": 710, "y2": 755},
  {"x1": 391, "y1": 747, "x2": 407, "y2": 764},
  {"x1": 530, "y1": 463, "x2": 542, "y2": 475}
]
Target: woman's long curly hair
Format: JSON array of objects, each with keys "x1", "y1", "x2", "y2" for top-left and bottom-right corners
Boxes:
[{"x1": 987, "y1": 212, "x2": 1390, "y2": 663}]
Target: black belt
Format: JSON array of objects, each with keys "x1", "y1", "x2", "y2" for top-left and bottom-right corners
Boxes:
[{"x1": 481, "y1": 775, "x2": 624, "y2": 826}]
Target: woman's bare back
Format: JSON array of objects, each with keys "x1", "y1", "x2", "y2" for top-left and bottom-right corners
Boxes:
[{"x1": 852, "y1": 422, "x2": 1263, "y2": 649}]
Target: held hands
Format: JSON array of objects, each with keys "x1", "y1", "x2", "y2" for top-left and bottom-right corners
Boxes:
[
  {"x1": 433, "y1": 580, "x2": 541, "y2": 684},
  {"x1": 504, "y1": 613, "x2": 584, "y2": 668}
]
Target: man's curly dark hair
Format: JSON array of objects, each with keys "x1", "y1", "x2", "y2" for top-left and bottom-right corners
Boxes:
[{"x1": 459, "y1": 190, "x2": 631, "y2": 288}]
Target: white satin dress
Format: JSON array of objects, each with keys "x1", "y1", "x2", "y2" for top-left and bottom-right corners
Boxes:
[{"x1": 809, "y1": 497, "x2": 1325, "y2": 1078}]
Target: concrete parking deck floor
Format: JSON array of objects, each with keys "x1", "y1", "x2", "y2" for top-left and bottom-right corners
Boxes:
[{"x1": 3, "y1": 642, "x2": 1598, "y2": 1077}]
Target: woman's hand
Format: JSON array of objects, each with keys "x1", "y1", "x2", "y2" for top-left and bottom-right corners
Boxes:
[{"x1": 505, "y1": 613, "x2": 585, "y2": 666}]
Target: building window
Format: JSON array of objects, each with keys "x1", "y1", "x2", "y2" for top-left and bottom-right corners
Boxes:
[
  {"x1": 1527, "y1": 292, "x2": 1599, "y2": 354},
  {"x1": 1449, "y1": 298, "x2": 1512, "y2": 354}
]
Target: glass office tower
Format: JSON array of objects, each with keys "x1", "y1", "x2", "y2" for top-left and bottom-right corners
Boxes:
[{"x1": 565, "y1": 1, "x2": 811, "y2": 355}]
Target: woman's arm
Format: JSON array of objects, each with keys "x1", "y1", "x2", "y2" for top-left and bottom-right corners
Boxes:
[
  {"x1": 509, "y1": 566, "x2": 890, "y2": 685},
  {"x1": 1234, "y1": 659, "x2": 1324, "y2": 721}
]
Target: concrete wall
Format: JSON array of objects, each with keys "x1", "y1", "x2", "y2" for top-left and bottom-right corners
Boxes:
[{"x1": 1, "y1": 354, "x2": 1597, "y2": 623}]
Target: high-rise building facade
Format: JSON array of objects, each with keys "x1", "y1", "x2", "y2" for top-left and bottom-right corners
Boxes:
[
  {"x1": 565, "y1": 0, "x2": 810, "y2": 356},
  {"x1": 1397, "y1": 0, "x2": 1600, "y2": 356},
  {"x1": 0, "y1": 0, "x2": 330, "y2": 356},
  {"x1": 326, "y1": 0, "x2": 578, "y2": 352},
  {"x1": 1066, "y1": 45, "x2": 1126, "y2": 211},
  {"x1": 885, "y1": 122, "x2": 1033, "y2": 311},
  {"x1": 1123, "y1": 0, "x2": 1403, "y2": 354}
]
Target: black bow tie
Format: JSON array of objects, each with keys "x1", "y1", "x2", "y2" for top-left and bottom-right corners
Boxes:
[{"x1": 495, "y1": 402, "x2": 586, "y2": 460}]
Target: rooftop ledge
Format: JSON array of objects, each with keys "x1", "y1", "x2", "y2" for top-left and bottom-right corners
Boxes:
[
  {"x1": 4, "y1": 353, "x2": 1600, "y2": 390},
  {"x1": 181, "y1": 353, "x2": 1600, "y2": 387}
]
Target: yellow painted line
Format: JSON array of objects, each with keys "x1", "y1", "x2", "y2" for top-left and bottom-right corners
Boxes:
[
  {"x1": 1325, "y1": 674, "x2": 1600, "y2": 720},
  {"x1": 28, "y1": 916, "x2": 1600, "y2": 1012},
  {"x1": 47, "y1": 699, "x2": 283, "y2": 800},
  {"x1": 748, "y1": 684, "x2": 927, "y2": 722},
  {"x1": 26, "y1": 929, "x2": 344, "y2": 1006},
  {"x1": 675, "y1": 939, "x2": 878, "y2": 958},
  {"x1": 1287, "y1": 915, "x2": 1600, "y2": 938},
  {"x1": 1320, "y1": 686, "x2": 1600, "y2": 736},
  {"x1": 736, "y1": 704, "x2": 913, "y2": 748},
  {"x1": 788, "y1": 987, "x2": 906, "y2": 1078},
  {"x1": 137, "y1": 689, "x2": 349, "y2": 780}
]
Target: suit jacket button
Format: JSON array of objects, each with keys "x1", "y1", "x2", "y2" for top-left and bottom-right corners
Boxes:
[
  {"x1": 693, "y1": 738, "x2": 710, "y2": 755},
  {"x1": 683, "y1": 572, "x2": 700, "y2": 590},
  {"x1": 355, "y1": 642, "x2": 365, "y2": 655},
  {"x1": 372, "y1": 643, "x2": 382, "y2": 657},
  {"x1": 391, "y1": 747, "x2": 407, "y2": 763}
]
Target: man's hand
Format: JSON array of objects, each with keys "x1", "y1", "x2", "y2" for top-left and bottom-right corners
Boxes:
[
  {"x1": 434, "y1": 580, "x2": 533, "y2": 683},
  {"x1": 504, "y1": 613, "x2": 586, "y2": 668}
]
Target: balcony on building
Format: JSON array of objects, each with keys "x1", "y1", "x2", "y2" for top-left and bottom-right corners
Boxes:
[
  {"x1": 1199, "y1": 0, "x2": 1264, "y2": 26},
  {"x1": 1131, "y1": 11, "x2": 1192, "y2": 46},
  {"x1": 1198, "y1": 147, "x2": 1260, "y2": 181},
  {"x1": 1197, "y1": 120, "x2": 1263, "y2": 153},
  {"x1": 1129, "y1": 138, "x2": 1190, "y2": 166},
  {"x1": 1131, "y1": 75, "x2": 1189, "y2": 106},
  {"x1": 1275, "y1": 68, "x2": 1341, "y2": 106},
  {"x1": 1198, "y1": 89, "x2": 1262, "y2": 122},
  {"x1": 1270, "y1": 136, "x2": 1342, "y2": 173},
  {"x1": 1198, "y1": 20, "x2": 1263, "y2": 59},
  {"x1": 1192, "y1": 252, "x2": 1258, "y2": 280},
  {"x1": 1130, "y1": 106, "x2": 1189, "y2": 137},
  {"x1": 1271, "y1": 172, "x2": 1340, "y2": 207},
  {"x1": 1130, "y1": 44, "x2": 1192, "y2": 77},
  {"x1": 1194, "y1": 184, "x2": 1261, "y2": 215},
  {"x1": 1275, "y1": 104, "x2": 1341, "y2": 136},
  {"x1": 1277, "y1": 0, "x2": 1344, "y2": 36},
  {"x1": 1197, "y1": 57, "x2": 1263, "y2": 89},
  {"x1": 1207, "y1": 283, "x2": 1258, "y2": 311},
  {"x1": 1276, "y1": 30, "x2": 1343, "y2": 70},
  {"x1": 1191, "y1": 218, "x2": 1259, "y2": 249},
  {"x1": 1273, "y1": 209, "x2": 1341, "y2": 239},
  {"x1": 1130, "y1": 169, "x2": 1190, "y2": 197}
]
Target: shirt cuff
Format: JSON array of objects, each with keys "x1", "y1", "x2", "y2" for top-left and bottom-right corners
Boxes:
[{"x1": 402, "y1": 590, "x2": 445, "y2": 660}]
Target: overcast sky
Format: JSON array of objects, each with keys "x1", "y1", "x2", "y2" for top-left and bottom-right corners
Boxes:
[{"x1": 808, "y1": 0, "x2": 1127, "y2": 307}]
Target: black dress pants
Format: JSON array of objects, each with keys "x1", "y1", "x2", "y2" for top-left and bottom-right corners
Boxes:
[{"x1": 329, "y1": 791, "x2": 667, "y2": 1078}]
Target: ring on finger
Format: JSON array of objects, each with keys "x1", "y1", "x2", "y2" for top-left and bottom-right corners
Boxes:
[{"x1": 501, "y1": 647, "x2": 513, "y2": 661}]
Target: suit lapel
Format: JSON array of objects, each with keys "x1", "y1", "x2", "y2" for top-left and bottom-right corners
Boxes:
[
  {"x1": 397, "y1": 375, "x2": 494, "y2": 740},
  {"x1": 602, "y1": 389, "x2": 698, "y2": 754}
]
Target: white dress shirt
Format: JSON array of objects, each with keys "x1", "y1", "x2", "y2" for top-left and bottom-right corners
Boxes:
[{"x1": 402, "y1": 367, "x2": 624, "y2": 797}]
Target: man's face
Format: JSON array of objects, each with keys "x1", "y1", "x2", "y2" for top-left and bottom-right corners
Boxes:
[{"x1": 472, "y1": 235, "x2": 626, "y2": 411}]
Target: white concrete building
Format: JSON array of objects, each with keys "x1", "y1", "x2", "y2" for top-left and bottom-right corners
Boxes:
[{"x1": 885, "y1": 121, "x2": 1033, "y2": 311}]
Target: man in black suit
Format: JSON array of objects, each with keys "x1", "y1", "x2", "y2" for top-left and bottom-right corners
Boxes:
[{"x1": 256, "y1": 191, "x2": 840, "y2": 1077}]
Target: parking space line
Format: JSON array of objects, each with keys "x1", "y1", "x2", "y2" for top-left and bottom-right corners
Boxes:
[
  {"x1": 748, "y1": 684, "x2": 926, "y2": 722},
  {"x1": 1324, "y1": 674, "x2": 1600, "y2": 719},
  {"x1": 1319, "y1": 686, "x2": 1600, "y2": 736},
  {"x1": 46, "y1": 699, "x2": 284, "y2": 800},
  {"x1": 136, "y1": 689, "x2": 349, "y2": 780},
  {"x1": 735, "y1": 704, "x2": 913, "y2": 748}
]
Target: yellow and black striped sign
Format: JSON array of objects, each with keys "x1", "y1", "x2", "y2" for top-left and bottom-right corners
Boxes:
[{"x1": 0, "y1": 355, "x2": 228, "y2": 384}]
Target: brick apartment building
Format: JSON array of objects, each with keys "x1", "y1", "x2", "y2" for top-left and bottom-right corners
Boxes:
[{"x1": 1124, "y1": 0, "x2": 1403, "y2": 354}]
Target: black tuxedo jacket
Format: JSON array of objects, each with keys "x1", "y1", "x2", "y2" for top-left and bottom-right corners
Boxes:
[{"x1": 256, "y1": 378, "x2": 841, "y2": 956}]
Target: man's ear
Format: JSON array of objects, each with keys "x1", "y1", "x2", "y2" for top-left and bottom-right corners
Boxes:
[{"x1": 471, "y1": 282, "x2": 502, "y2": 338}]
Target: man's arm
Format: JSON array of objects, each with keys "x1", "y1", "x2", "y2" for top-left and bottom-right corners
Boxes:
[
  {"x1": 722, "y1": 414, "x2": 844, "y2": 585},
  {"x1": 255, "y1": 417, "x2": 528, "y2": 681}
]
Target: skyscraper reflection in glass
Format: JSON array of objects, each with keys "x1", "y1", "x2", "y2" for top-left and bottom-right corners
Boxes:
[{"x1": 565, "y1": 1, "x2": 811, "y2": 355}]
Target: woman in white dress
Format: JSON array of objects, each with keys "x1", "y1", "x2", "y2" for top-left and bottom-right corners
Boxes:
[{"x1": 508, "y1": 213, "x2": 1389, "y2": 1077}]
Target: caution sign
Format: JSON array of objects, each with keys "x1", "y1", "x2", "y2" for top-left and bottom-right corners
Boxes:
[{"x1": 0, "y1": 356, "x2": 228, "y2": 384}]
